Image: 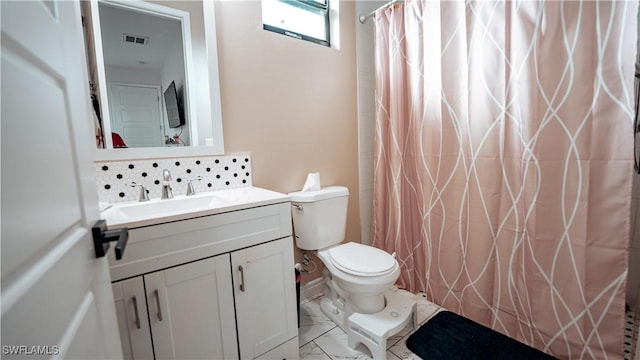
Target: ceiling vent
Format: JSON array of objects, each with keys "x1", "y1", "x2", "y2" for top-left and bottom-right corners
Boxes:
[{"x1": 123, "y1": 33, "x2": 148, "y2": 45}]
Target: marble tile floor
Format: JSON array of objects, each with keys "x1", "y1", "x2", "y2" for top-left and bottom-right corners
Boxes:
[
  {"x1": 298, "y1": 291, "x2": 639, "y2": 360},
  {"x1": 298, "y1": 290, "x2": 444, "y2": 360}
]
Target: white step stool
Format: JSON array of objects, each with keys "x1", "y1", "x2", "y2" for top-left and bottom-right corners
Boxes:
[{"x1": 347, "y1": 291, "x2": 417, "y2": 359}]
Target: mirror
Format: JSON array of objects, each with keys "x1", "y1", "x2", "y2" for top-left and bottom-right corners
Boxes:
[
  {"x1": 98, "y1": 2, "x2": 192, "y2": 148},
  {"x1": 83, "y1": 0, "x2": 224, "y2": 160}
]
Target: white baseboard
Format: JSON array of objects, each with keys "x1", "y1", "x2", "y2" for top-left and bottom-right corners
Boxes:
[{"x1": 300, "y1": 277, "x2": 324, "y2": 301}]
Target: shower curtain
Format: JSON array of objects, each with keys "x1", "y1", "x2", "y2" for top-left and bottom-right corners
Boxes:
[{"x1": 372, "y1": 1, "x2": 637, "y2": 358}]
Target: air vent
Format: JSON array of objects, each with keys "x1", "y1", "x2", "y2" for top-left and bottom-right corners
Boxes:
[{"x1": 123, "y1": 33, "x2": 148, "y2": 45}]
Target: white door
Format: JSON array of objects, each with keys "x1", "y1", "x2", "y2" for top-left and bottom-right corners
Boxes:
[
  {"x1": 1, "y1": 1, "x2": 122, "y2": 359},
  {"x1": 108, "y1": 84, "x2": 164, "y2": 148},
  {"x1": 145, "y1": 255, "x2": 238, "y2": 360},
  {"x1": 232, "y1": 238, "x2": 298, "y2": 359}
]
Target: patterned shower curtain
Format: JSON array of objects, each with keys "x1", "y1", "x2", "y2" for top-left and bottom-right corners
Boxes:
[{"x1": 372, "y1": 1, "x2": 636, "y2": 358}]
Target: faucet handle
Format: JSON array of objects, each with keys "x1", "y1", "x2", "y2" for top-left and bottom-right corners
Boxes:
[
  {"x1": 186, "y1": 176, "x2": 202, "y2": 196},
  {"x1": 131, "y1": 182, "x2": 150, "y2": 202},
  {"x1": 162, "y1": 169, "x2": 172, "y2": 182}
]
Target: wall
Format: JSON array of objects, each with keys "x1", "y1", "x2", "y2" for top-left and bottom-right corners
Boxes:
[
  {"x1": 147, "y1": 0, "x2": 215, "y2": 145},
  {"x1": 214, "y1": 0, "x2": 359, "y2": 284},
  {"x1": 161, "y1": 38, "x2": 189, "y2": 145},
  {"x1": 355, "y1": 1, "x2": 385, "y2": 246},
  {"x1": 104, "y1": 65, "x2": 162, "y2": 86}
]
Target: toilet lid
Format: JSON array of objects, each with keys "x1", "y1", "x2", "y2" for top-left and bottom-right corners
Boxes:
[{"x1": 328, "y1": 242, "x2": 396, "y2": 277}]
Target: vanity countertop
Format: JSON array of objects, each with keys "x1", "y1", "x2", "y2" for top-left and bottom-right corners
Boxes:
[{"x1": 101, "y1": 186, "x2": 290, "y2": 229}]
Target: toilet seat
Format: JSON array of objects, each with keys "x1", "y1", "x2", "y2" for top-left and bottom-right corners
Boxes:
[{"x1": 328, "y1": 242, "x2": 396, "y2": 277}]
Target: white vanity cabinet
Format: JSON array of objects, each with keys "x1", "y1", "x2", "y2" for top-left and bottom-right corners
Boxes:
[
  {"x1": 107, "y1": 196, "x2": 298, "y2": 360},
  {"x1": 112, "y1": 277, "x2": 154, "y2": 359},
  {"x1": 145, "y1": 255, "x2": 238, "y2": 360},
  {"x1": 113, "y1": 255, "x2": 237, "y2": 359},
  {"x1": 232, "y1": 238, "x2": 298, "y2": 359}
]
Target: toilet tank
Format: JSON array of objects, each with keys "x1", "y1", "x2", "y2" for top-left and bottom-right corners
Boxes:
[{"x1": 289, "y1": 186, "x2": 349, "y2": 250}]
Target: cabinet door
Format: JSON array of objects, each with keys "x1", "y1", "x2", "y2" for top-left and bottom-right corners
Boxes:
[
  {"x1": 145, "y1": 255, "x2": 238, "y2": 360},
  {"x1": 112, "y1": 278, "x2": 154, "y2": 360},
  {"x1": 232, "y1": 237, "x2": 298, "y2": 359}
]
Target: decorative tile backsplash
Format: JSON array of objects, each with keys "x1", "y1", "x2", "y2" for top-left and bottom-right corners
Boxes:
[{"x1": 95, "y1": 154, "x2": 252, "y2": 203}]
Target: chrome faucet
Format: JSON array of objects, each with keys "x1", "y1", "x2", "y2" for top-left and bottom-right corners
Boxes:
[
  {"x1": 186, "y1": 176, "x2": 202, "y2": 196},
  {"x1": 131, "y1": 182, "x2": 150, "y2": 202},
  {"x1": 161, "y1": 169, "x2": 174, "y2": 200}
]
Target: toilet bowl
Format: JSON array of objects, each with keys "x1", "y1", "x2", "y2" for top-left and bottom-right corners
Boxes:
[{"x1": 316, "y1": 242, "x2": 400, "y2": 314}]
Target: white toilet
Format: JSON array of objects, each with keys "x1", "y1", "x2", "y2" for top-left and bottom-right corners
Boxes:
[
  {"x1": 290, "y1": 186, "x2": 417, "y2": 359},
  {"x1": 289, "y1": 186, "x2": 405, "y2": 329}
]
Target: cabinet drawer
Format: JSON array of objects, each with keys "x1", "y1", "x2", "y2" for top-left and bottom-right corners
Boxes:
[{"x1": 109, "y1": 202, "x2": 292, "y2": 281}]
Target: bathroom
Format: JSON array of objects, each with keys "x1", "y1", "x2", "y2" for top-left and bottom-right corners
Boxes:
[{"x1": 1, "y1": 0, "x2": 639, "y2": 359}]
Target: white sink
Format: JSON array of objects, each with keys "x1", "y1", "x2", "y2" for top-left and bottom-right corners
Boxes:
[
  {"x1": 114, "y1": 193, "x2": 229, "y2": 219},
  {"x1": 101, "y1": 187, "x2": 291, "y2": 229}
]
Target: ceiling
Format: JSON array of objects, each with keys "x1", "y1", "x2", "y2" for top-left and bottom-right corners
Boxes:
[{"x1": 98, "y1": 3, "x2": 182, "y2": 70}]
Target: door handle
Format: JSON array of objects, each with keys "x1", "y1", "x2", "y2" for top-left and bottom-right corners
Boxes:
[{"x1": 92, "y1": 219, "x2": 128, "y2": 260}]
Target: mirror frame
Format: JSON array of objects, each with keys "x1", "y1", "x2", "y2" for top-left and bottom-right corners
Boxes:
[{"x1": 91, "y1": 0, "x2": 224, "y2": 161}]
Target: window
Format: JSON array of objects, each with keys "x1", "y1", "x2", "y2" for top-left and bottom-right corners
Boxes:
[{"x1": 262, "y1": 0, "x2": 330, "y2": 47}]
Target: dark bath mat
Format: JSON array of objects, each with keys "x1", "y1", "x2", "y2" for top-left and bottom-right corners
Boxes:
[{"x1": 406, "y1": 311, "x2": 557, "y2": 360}]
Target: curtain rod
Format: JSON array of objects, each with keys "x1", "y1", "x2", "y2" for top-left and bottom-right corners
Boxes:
[{"x1": 358, "y1": 0, "x2": 402, "y2": 24}]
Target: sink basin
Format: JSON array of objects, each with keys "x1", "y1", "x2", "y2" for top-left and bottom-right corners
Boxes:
[
  {"x1": 101, "y1": 187, "x2": 291, "y2": 229},
  {"x1": 102, "y1": 193, "x2": 230, "y2": 227},
  {"x1": 116, "y1": 194, "x2": 229, "y2": 219}
]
